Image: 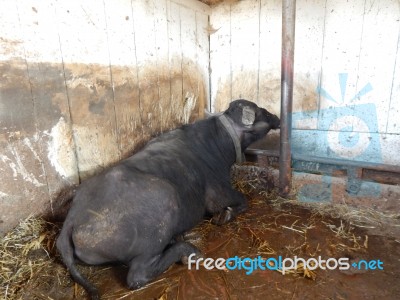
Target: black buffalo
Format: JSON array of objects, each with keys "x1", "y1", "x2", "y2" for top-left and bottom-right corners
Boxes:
[{"x1": 57, "y1": 99, "x2": 280, "y2": 299}]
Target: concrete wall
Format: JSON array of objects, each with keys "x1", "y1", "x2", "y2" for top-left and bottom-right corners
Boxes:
[
  {"x1": 0, "y1": 0, "x2": 210, "y2": 235},
  {"x1": 210, "y1": 0, "x2": 400, "y2": 165}
]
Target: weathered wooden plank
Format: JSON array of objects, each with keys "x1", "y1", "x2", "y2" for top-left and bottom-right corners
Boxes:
[
  {"x1": 319, "y1": 0, "x2": 365, "y2": 111},
  {"x1": 103, "y1": 0, "x2": 143, "y2": 157},
  {"x1": 131, "y1": 0, "x2": 163, "y2": 140},
  {"x1": 180, "y1": 5, "x2": 202, "y2": 123},
  {"x1": 355, "y1": 0, "x2": 400, "y2": 134},
  {"x1": 291, "y1": 0, "x2": 325, "y2": 129},
  {"x1": 258, "y1": 0, "x2": 281, "y2": 115},
  {"x1": 387, "y1": 18, "x2": 400, "y2": 134},
  {"x1": 196, "y1": 12, "x2": 211, "y2": 111},
  {"x1": 167, "y1": 1, "x2": 184, "y2": 121},
  {"x1": 14, "y1": 0, "x2": 79, "y2": 214},
  {"x1": 55, "y1": 0, "x2": 120, "y2": 179},
  {"x1": 209, "y1": 3, "x2": 232, "y2": 112},
  {"x1": 387, "y1": 61, "x2": 400, "y2": 134},
  {"x1": 0, "y1": 2, "x2": 50, "y2": 234},
  {"x1": 153, "y1": 0, "x2": 173, "y2": 132},
  {"x1": 168, "y1": 0, "x2": 210, "y2": 119},
  {"x1": 230, "y1": 0, "x2": 260, "y2": 103}
]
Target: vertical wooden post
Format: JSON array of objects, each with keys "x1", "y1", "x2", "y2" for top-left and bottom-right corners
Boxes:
[{"x1": 279, "y1": 0, "x2": 296, "y2": 197}]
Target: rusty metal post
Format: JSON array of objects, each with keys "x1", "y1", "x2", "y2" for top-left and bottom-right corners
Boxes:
[{"x1": 279, "y1": 0, "x2": 296, "y2": 197}]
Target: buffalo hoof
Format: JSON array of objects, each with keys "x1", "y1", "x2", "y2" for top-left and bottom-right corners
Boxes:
[
  {"x1": 211, "y1": 206, "x2": 233, "y2": 225},
  {"x1": 179, "y1": 242, "x2": 202, "y2": 265},
  {"x1": 128, "y1": 280, "x2": 146, "y2": 290}
]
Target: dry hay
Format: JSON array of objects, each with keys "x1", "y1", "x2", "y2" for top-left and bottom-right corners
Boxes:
[
  {"x1": 232, "y1": 164, "x2": 400, "y2": 232},
  {"x1": 100, "y1": 276, "x2": 181, "y2": 300},
  {"x1": 228, "y1": 165, "x2": 400, "y2": 283},
  {"x1": 231, "y1": 164, "x2": 278, "y2": 198},
  {"x1": 0, "y1": 215, "x2": 62, "y2": 299}
]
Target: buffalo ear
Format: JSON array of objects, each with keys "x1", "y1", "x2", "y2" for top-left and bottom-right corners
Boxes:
[{"x1": 241, "y1": 106, "x2": 255, "y2": 126}]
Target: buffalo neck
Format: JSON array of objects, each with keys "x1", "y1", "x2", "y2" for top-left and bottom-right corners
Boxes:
[
  {"x1": 183, "y1": 117, "x2": 238, "y2": 169},
  {"x1": 217, "y1": 114, "x2": 243, "y2": 164}
]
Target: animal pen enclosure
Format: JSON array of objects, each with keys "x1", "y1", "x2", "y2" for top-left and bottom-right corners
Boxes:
[{"x1": 1, "y1": 0, "x2": 400, "y2": 299}]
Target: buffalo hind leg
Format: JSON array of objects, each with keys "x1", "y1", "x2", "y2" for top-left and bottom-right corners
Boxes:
[{"x1": 127, "y1": 242, "x2": 200, "y2": 290}]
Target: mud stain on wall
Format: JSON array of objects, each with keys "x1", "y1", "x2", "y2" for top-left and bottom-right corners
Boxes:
[
  {"x1": 213, "y1": 70, "x2": 319, "y2": 119},
  {"x1": 0, "y1": 58, "x2": 206, "y2": 235}
]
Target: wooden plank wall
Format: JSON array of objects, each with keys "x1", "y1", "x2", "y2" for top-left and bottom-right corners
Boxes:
[
  {"x1": 0, "y1": 0, "x2": 210, "y2": 234},
  {"x1": 209, "y1": 0, "x2": 400, "y2": 166}
]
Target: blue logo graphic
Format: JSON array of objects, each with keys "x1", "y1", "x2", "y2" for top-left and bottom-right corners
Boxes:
[
  {"x1": 317, "y1": 73, "x2": 373, "y2": 104},
  {"x1": 292, "y1": 73, "x2": 382, "y2": 202}
]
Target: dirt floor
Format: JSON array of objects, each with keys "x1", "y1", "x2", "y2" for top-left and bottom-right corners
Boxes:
[{"x1": 2, "y1": 167, "x2": 400, "y2": 300}]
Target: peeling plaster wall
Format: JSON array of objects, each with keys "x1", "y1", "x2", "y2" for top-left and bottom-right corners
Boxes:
[
  {"x1": 209, "y1": 0, "x2": 400, "y2": 166},
  {"x1": 0, "y1": 0, "x2": 210, "y2": 235}
]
